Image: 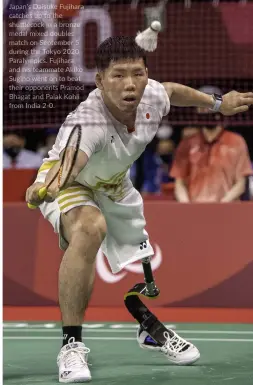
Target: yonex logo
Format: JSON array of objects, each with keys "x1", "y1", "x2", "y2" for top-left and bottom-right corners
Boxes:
[
  {"x1": 61, "y1": 371, "x2": 72, "y2": 378},
  {"x1": 140, "y1": 241, "x2": 147, "y2": 250}
]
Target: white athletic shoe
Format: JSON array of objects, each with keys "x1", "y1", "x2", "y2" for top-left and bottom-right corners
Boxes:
[
  {"x1": 57, "y1": 337, "x2": 91, "y2": 383},
  {"x1": 137, "y1": 326, "x2": 200, "y2": 365}
]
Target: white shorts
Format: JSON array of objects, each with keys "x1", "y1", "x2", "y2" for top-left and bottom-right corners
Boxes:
[{"x1": 39, "y1": 184, "x2": 154, "y2": 273}]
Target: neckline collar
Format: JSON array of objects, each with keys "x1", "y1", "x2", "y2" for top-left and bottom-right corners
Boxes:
[{"x1": 200, "y1": 128, "x2": 225, "y2": 144}]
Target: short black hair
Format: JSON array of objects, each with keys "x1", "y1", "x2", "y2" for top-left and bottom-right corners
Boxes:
[{"x1": 95, "y1": 36, "x2": 147, "y2": 71}]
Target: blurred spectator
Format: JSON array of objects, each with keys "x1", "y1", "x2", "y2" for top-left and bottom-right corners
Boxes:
[
  {"x1": 170, "y1": 86, "x2": 253, "y2": 203},
  {"x1": 3, "y1": 131, "x2": 43, "y2": 169},
  {"x1": 132, "y1": 152, "x2": 145, "y2": 193},
  {"x1": 181, "y1": 125, "x2": 200, "y2": 139},
  {"x1": 37, "y1": 128, "x2": 58, "y2": 158},
  {"x1": 142, "y1": 119, "x2": 175, "y2": 194},
  {"x1": 131, "y1": 118, "x2": 174, "y2": 194}
]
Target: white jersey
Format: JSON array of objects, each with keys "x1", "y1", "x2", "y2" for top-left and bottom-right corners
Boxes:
[{"x1": 36, "y1": 78, "x2": 170, "y2": 201}]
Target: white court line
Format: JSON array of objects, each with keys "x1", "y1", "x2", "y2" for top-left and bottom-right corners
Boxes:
[
  {"x1": 3, "y1": 336, "x2": 253, "y2": 342},
  {"x1": 3, "y1": 328, "x2": 253, "y2": 334},
  {"x1": 7, "y1": 364, "x2": 29, "y2": 370}
]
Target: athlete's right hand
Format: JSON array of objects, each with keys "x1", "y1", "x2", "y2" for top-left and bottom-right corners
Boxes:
[{"x1": 25, "y1": 182, "x2": 54, "y2": 208}]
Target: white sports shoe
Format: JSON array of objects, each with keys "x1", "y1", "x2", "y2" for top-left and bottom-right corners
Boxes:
[
  {"x1": 57, "y1": 337, "x2": 91, "y2": 383},
  {"x1": 137, "y1": 326, "x2": 200, "y2": 365}
]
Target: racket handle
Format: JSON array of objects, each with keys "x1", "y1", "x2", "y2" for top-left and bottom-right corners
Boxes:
[{"x1": 27, "y1": 187, "x2": 47, "y2": 209}]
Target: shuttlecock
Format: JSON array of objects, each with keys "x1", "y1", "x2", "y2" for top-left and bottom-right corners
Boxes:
[{"x1": 135, "y1": 20, "x2": 161, "y2": 52}]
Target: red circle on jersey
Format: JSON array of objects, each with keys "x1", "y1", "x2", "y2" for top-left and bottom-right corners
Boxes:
[
  {"x1": 127, "y1": 127, "x2": 135, "y2": 133},
  {"x1": 146, "y1": 113, "x2": 150, "y2": 119}
]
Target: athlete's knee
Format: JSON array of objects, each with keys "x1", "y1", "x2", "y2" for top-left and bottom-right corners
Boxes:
[
  {"x1": 72, "y1": 216, "x2": 106, "y2": 243},
  {"x1": 62, "y1": 206, "x2": 107, "y2": 247}
]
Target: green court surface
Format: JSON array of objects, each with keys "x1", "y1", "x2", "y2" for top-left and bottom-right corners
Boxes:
[{"x1": 3, "y1": 322, "x2": 253, "y2": 385}]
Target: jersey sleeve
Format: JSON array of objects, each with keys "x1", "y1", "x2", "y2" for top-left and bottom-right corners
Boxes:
[
  {"x1": 58, "y1": 109, "x2": 106, "y2": 158},
  {"x1": 145, "y1": 79, "x2": 170, "y2": 118}
]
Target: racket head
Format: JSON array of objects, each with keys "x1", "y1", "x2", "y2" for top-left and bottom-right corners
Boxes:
[{"x1": 57, "y1": 124, "x2": 82, "y2": 189}]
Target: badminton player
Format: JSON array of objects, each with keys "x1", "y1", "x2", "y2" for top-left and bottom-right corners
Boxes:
[{"x1": 26, "y1": 36, "x2": 253, "y2": 383}]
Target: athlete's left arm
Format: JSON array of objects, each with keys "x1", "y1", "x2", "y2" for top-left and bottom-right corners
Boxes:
[{"x1": 162, "y1": 82, "x2": 253, "y2": 116}]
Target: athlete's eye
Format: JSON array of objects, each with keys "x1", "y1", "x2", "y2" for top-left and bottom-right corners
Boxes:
[{"x1": 114, "y1": 74, "x2": 123, "y2": 78}]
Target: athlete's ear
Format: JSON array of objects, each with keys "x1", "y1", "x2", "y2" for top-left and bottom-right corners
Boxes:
[{"x1": 95, "y1": 72, "x2": 104, "y2": 90}]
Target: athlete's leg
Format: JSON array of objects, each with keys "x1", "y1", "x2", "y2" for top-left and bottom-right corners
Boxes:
[
  {"x1": 59, "y1": 205, "x2": 106, "y2": 327},
  {"x1": 98, "y1": 188, "x2": 200, "y2": 366},
  {"x1": 57, "y1": 205, "x2": 106, "y2": 383}
]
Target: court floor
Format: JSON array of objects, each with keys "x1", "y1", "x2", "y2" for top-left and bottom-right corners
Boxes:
[{"x1": 3, "y1": 322, "x2": 253, "y2": 385}]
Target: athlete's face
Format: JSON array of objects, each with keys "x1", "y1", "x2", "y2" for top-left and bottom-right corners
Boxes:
[{"x1": 96, "y1": 58, "x2": 148, "y2": 113}]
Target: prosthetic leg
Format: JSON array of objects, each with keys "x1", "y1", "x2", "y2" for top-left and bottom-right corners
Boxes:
[{"x1": 124, "y1": 257, "x2": 173, "y2": 346}]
